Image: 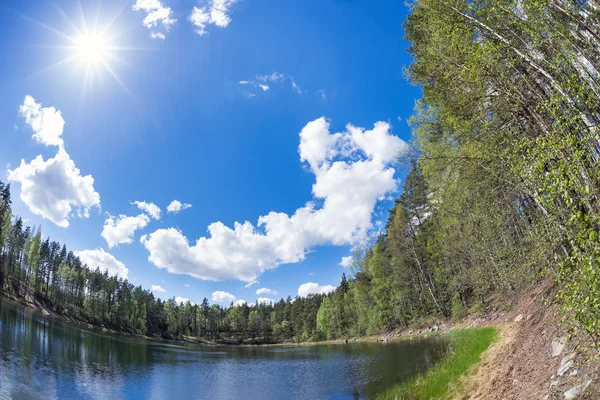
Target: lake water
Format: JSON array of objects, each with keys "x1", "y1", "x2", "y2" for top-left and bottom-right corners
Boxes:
[{"x1": 0, "y1": 296, "x2": 448, "y2": 400}]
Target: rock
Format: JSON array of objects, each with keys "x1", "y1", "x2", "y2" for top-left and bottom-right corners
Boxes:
[
  {"x1": 570, "y1": 369, "x2": 578, "y2": 376},
  {"x1": 564, "y1": 380, "x2": 591, "y2": 399},
  {"x1": 552, "y1": 338, "x2": 567, "y2": 358},
  {"x1": 558, "y1": 353, "x2": 576, "y2": 376},
  {"x1": 515, "y1": 314, "x2": 524, "y2": 322},
  {"x1": 542, "y1": 395, "x2": 549, "y2": 400},
  {"x1": 550, "y1": 380, "x2": 560, "y2": 388}
]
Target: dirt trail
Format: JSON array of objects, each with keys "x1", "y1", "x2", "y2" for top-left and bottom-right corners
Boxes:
[{"x1": 458, "y1": 284, "x2": 599, "y2": 400}]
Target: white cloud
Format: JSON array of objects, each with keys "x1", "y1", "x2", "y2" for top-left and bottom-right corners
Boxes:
[
  {"x1": 175, "y1": 296, "x2": 191, "y2": 305},
  {"x1": 151, "y1": 285, "x2": 167, "y2": 293},
  {"x1": 238, "y1": 72, "x2": 304, "y2": 97},
  {"x1": 244, "y1": 280, "x2": 259, "y2": 288},
  {"x1": 291, "y1": 79, "x2": 302, "y2": 94},
  {"x1": 8, "y1": 148, "x2": 101, "y2": 228},
  {"x1": 141, "y1": 117, "x2": 407, "y2": 282},
  {"x1": 298, "y1": 282, "x2": 335, "y2": 297},
  {"x1": 8, "y1": 96, "x2": 100, "y2": 228},
  {"x1": 150, "y1": 32, "x2": 166, "y2": 40},
  {"x1": 316, "y1": 89, "x2": 327, "y2": 100},
  {"x1": 234, "y1": 299, "x2": 246, "y2": 306},
  {"x1": 133, "y1": 201, "x2": 161, "y2": 220},
  {"x1": 10, "y1": 97, "x2": 101, "y2": 228},
  {"x1": 258, "y1": 72, "x2": 284, "y2": 82},
  {"x1": 212, "y1": 291, "x2": 236, "y2": 303},
  {"x1": 133, "y1": 0, "x2": 176, "y2": 39},
  {"x1": 19, "y1": 95, "x2": 64, "y2": 147},
  {"x1": 189, "y1": 0, "x2": 239, "y2": 36},
  {"x1": 167, "y1": 200, "x2": 192, "y2": 214},
  {"x1": 102, "y1": 213, "x2": 150, "y2": 248},
  {"x1": 256, "y1": 287, "x2": 277, "y2": 296},
  {"x1": 75, "y1": 249, "x2": 128, "y2": 279},
  {"x1": 184, "y1": 284, "x2": 190, "y2": 287},
  {"x1": 257, "y1": 297, "x2": 275, "y2": 305},
  {"x1": 339, "y1": 256, "x2": 353, "y2": 268}
]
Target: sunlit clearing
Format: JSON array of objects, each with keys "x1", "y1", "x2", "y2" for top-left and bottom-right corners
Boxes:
[{"x1": 75, "y1": 34, "x2": 107, "y2": 64}]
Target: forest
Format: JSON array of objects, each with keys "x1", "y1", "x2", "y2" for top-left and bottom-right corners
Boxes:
[{"x1": 3, "y1": 0, "x2": 600, "y2": 346}]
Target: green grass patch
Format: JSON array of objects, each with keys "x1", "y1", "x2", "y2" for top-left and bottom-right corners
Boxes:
[{"x1": 377, "y1": 327, "x2": 498, "y2": 400}]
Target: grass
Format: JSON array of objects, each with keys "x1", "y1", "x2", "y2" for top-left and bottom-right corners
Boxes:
[{"x1": 377, "y1": 327, "x2": 498, "y2": 400}]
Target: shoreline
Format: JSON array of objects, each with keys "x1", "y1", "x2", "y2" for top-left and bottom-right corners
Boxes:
[
  {"x1": 382, "y1": 283, "x2": 600, "y2": 399},
  {"x1": 7, "y1": 284, "x2": 594, "y2": 399},
  {"x1": 0, "y1": 290, "x2": 453, "y2": 348}
]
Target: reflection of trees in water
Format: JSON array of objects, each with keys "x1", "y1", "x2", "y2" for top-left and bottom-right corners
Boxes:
[
  {"x1": 1, "y1": 298, "x2": 150, "y2": 379},
  {"x1": 353, "y1": 338, "x2": 449, "y2": 398},
  {"x1": 1, "y1": 297, "x2": 451, "y2": 400}
]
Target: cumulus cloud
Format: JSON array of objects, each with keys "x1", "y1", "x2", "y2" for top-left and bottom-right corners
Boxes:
[
  {"x1": 133, "y1": 201, "x2": 161, "y2": 220},
  {"x1": 75, "y1": 249, "x2": 128, "y2": 279},
  {"x1": 141, "y1": 117, "x2": 407, "y2": 282},
  {"x1": 212, "y1": 291, "x2": 236, "y2": 303},
  {"x1": 151, "y1": 285, "x2": 167, "y2": 293},
  {"x1": 19, "y1": 95, "x2": 64, "y2": 147},
  {"x1": 189, "y1": 0, "x2": 239, "y2": 36},
  {"x1": 9, "y1": 96, "x2": 101, "y2": 228},
  {"x1": 8, "y1": 148, "x2": 101, "y2": 228},
  {"x1": 133, "y1": 0, "x2": 176, "y2": 39},
  {"x1": 102, "y1": 214, "x2": 150, "y2": 248},
  {"x1": 167, "y1": 200, "x2": 192, "y2": 214},
  {"x1": 150, "y1": 32, "x2": 166, "y2": 40},
  {"x1": 298, "y1": 282, "x2": 336, "y2": 297},
  {"x1": 339, "y1": 256, "x2": 353, "y2": 268},
  {"x1": 257, "y1": 297, "x2": 275, "y2": 305},
  {"x1": 256, "y1": 288, "x2": 277, "y2": 296},
  {"x1": 175, "y1": 296, "x2": 192, "y2": 305},
  {"x1": 234, "y1": 299, "x2": 246, "y2": 306}
]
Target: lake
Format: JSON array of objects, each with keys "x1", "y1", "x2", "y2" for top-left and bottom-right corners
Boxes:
[{"x1": 0, "y1": 296, "x2": 447, "y2": 399}]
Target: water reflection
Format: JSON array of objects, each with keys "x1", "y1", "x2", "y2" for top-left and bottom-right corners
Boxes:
[{"x1": 0, "y1": 297, "x2": 447, "y2": 399}]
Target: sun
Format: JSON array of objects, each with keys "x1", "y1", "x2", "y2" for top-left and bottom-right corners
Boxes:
[
  {"x1": 21, "y1": 3, "x2": 143, "y2": 104},
  {"x1": 75, "y1": 34, "x2": 107, "y2": 65}
]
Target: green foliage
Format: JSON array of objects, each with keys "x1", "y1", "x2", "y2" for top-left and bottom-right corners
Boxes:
[
  {"x1": 377, "y1": 328, "x2": 497, "y2": 400},
  {"x1": 451, "y1": 294, "x2": 468, "y2": 322},
  {"x1": 3, "y1": 0, "x2": 600, "y2": 352},
  {"x1": 0, "y1": 179, "x2": 327, "y2": 343},
  {"x1": 402, "y1": 0, "x2": 600, "y2": 351},
  {"x1": 316, "y1": 296, "x2": 333, "y2": 339}
]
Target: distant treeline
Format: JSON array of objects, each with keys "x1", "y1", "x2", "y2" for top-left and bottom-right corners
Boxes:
[
  {"x1": 3, "y1": 0, "x2": 600, "y2": 346},
  {"x1": 0, "y1": 183, "x2": 328, "y2": 342}
]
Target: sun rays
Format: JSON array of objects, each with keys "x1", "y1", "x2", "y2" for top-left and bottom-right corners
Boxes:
[{"x1": 18, "y1": 1, "x2": 143, "y2": 105}]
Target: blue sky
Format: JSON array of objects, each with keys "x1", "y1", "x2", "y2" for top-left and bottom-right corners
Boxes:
[{"x1": 0, "y1": 0, "x2": 419, "y2": 306}]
